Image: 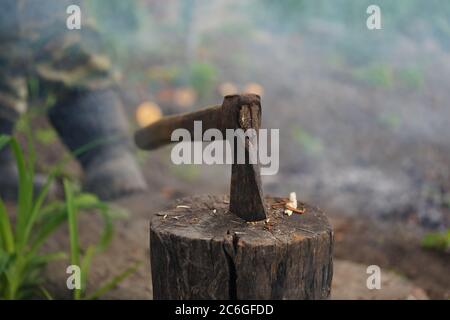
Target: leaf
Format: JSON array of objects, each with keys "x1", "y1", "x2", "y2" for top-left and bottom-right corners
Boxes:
[
  {"x1": 0, "y1": 134, "x2": 11, "y2": 151},
  {"x1": 3, "y1": 254, "x2": 19, "y2": 299},
  {"x1": 29, "y1": 209, "x2": 67, "y2": 254},
  {"x1": 21, "y1": 172, "x2": 56, "y2": 249},
  {"x1": 105, "y1": 204, "x2": 129, "y2": 219},
  {"x1": 27, "y1": 252, "x2": 67, "y2": 266},
  {"x1": 95, "y1": 209, "x2": 113, "y2": 253},
  {"x1": 0, "y1": 198, "x2": 15, "y2": 254},
  {"x1": 39, "y1": 286, "x2": 53, "y2": 300},
  {"x1": 80, "y1": 245, "x2": 96, "y2": 293},
  {"x1": 35, "y1": 128, "x2": 57, "y2": 145},
  {"x1": 0, "y1": 250, "x2": 12, "y2": 274},
  {"x1": 73, "y1": 193, "x2": 99, "y2": 207},
  {"x1": 30, "y1": 195, "x2": 115, "y2": 255},
  {"x1": 422, "y1": 230, "x2": 450, "y2": 251},
  {"x1": 64, "y1": 179, "x2": 81, "y2": 300},
  {"x1": 64, "y1": 181, "x2": 80, "y2": 266},
  {"x1": 9, "y1": 137, "x2": 34, "y2": 247}
]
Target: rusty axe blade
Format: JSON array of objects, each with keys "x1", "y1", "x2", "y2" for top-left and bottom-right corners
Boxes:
[{"x1": 134, "y1": 94, "x2": 267, "y2": 222}]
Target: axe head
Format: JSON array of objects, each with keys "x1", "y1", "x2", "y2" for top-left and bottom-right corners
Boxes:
[{"x1": 222, "y1": 94, "x2": 267, "y2": 222}]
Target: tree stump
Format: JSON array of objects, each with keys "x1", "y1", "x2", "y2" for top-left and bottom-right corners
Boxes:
[{"x1": 150, "y1": 195, "x2": 333, "y2": 300}]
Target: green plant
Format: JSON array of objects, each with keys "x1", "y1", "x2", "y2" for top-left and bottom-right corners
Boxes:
[
  {"x1": 0, "y1": 134, "x2": 138, "y2": 299},
  {"x1": 63, "y1": 179, "x2": 140, "y2": 300},
  {"x1": 0, "y1": 135, "x2": 65, "y2": 299},
  {"x1": 291, "y1": 126, "x2": 324, "y2": 156},
  {"x1": 35, "y1": 128, "x2": 58, "y2": 145},
  {"x1": 397, "y1": 67, "x2": 425, "y2": 90},
  {"x1": 189, "y1": 61, "x2": 218, "y2": 99},
  {"x1": 352, "y1": 64, "x2": 395, "y2": 88},
  {"x1": 422, "y1": 229, "x2": 450, "y2": 252}
]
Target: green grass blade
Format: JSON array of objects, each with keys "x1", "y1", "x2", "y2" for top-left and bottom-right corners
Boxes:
[
  {"x1": 9, "y1": 138, "x2": 34, "y2": 247},
  {"x1": 80, "y1": 245, "x2": 96, "y2": 293},
  {"x1": 85, "y1": 261, "x2": 141, "y2": 300},
  {"x1": 64, "y1": 193, "x2": 114, "y2": 252},
  {"x1": 39, "y1": 286, "x2": 53, "y2": 300},
  {"x1": 0, "y1": 134, "x2": 11, "y2": 151},
  {"x1": 21, "y1": 172, "x2": 55, "y2": 248},
  {"x1": 96, "y1": 208, "x2": 113, "y2": 252},
  {"x1": 0, "y1": 249, "x2": 11, "y2": 274},
  {"x1": 64, "y1": 179, "x2": 81, "y2": 300},
  {"x1": 23, "y1": 114, "x2": 37, "y2": 183},
  {"x1": 3, "y1": 254, "x2": 19, "y2": 299},
  {"x1": 50, "y1": 136, "x2": 121, "y2": 178},
  {"x1": 27, "y1": 252, "x2": 67, "y2": 266},
  {"x1": 64, "y1": 180, "x2": 80, "y2": 266},
  {"x1": 0, "y1": 198, "x2": 15, "y2": 254},
  {"x1": 29, "y1": 197, "x2": 112, "y2": 255},
  {"x1": 29, "y1": 209, "x2": 66, "y2": 254}
]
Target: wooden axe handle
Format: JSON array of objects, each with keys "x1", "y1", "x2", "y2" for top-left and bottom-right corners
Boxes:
[
  {"x1": 134, "y1": 104, "x2": 222, "y2": 150},
  {"x1": 134, "y1": 93, "x2": 267, "y2": 221}
]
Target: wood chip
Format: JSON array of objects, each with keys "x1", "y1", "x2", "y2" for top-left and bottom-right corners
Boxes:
[
  {"x1": 285, "y1": 205, "x2": 305, "y2": 214},
  {"x1": 176, "y1": 205, "x2": 191, "y2": 209},
  {"x1": 284, "y1": 209, "x2": 293, "y2": 216}
]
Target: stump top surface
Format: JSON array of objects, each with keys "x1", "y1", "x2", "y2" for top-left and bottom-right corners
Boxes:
[{"x1": 151, "y1": 195, "x2": 331, "y2": 246}]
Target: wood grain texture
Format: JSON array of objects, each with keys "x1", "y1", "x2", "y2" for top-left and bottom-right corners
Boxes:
[{"x1": 150, "y1": 195, "x2": 333, "y2": 300}]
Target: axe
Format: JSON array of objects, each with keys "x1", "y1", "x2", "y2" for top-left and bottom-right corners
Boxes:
[{"x1": 134, "y1": 94, "x2": 267, "y2": 222}]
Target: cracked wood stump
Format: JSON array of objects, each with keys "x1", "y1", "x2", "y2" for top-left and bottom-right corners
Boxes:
[{"x1": 150, "y1": 195, "x2": 333, "y2": 300}]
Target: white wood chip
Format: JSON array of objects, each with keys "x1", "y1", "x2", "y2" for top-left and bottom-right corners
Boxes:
[{"x1": 284, "y1": 192, "x2": 297, "y2": 216}]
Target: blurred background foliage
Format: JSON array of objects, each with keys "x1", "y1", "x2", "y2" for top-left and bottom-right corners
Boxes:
[{"x1": 84, "y1": 0, "x2": 450, "y2": 101}]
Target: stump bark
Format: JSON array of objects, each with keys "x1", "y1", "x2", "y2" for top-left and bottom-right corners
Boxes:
[{"x1": 150, "y1": 195, "x2": 333, "y2": 300}]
